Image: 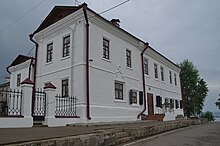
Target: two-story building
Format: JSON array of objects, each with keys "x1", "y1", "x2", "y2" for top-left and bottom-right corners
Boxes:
[{"x1": 4, "y1": 3, "x2": 183, "y2": 127}]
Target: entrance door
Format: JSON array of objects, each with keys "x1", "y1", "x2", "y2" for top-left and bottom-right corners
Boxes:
[{"x1": 147, "y1": 93, "x2": 154, "y2": 115}]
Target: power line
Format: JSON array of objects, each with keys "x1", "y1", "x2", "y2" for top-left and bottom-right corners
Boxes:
[
  {"x1": 0, "y1": 0, "x2": 47, "y2": 34},
  {"x1": 99, "y1": 0, "x2": 130, "y2": 15}
]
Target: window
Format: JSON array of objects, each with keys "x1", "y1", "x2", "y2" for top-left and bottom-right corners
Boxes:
[
  {"x1": 169, "y1": 71, "x2": 172, "y2": 84},
  {"x1": 175, "y1": 100, "x2": 179, "y2": 109},
  {"x1": 156, "y1": 96, "x2": 162, "y2": 108},
  {"x1": 115, "y1": 82, "x2": 123, "y2": 100},
  {"x1": 180, "y1": 100, "x2": 183, "y2": 109},
  {"x1": 46, "y1": 43, "x2": 53, "y2": 63},
  {"x1": 170, "y1": 99, "x2": 174, "y2": 109},
  {"x1": 174, "y1": 73, "x2": 177, "y2": 86},
  {"x1": 126, "y1": 49, "x2": 131, "y2": 68},
  {"x1": 103, "y1": 38, "x2": 110, "y2": 59},
  {"x1": 17, "y1": 74, "x2": 21, "y2": 87},
  {"x1": 144, "y1": 58, "x2": 149, "y2": 75},
  {"x1": 63, "y1": 35, "x2": 70, "y2": 57},
  {"x1": 154, "y1": 63, "x2": 158, "y2": 79},
  {"x1": 165, "y1": 98, "x2": 170, "y2": 108},
  {"x1": 160, "y1": 66, "x2": 164, "y2": 81},
  {"x1": 62, "y1": 79, "x2": 68, "y2": 97},
  {"x1": 130, "y1": 90, "x2": 137, "y2": 104}
]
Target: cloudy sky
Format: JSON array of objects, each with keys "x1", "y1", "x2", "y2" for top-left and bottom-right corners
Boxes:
[{"x1": 0, "y1": 0, "x2": 220, "y2": 112}]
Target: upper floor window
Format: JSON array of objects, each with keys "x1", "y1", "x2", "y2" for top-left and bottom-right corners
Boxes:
[
  {"x1": 115, "y1": 82, "x2": 123, "y2": 100},
  {"x1": 169, "y1": 71, "x2": 172, "y2": 84},
  {"x1": 103, "y1": 38, "x2": 110, "y2": 60},
  {"x1": 62, "y1": 79, "x2": 69, "y2": 97},
  {"x1": 160, "y1": 66, "x2": 164, "y2": 81},
  {"x1": 154, "y1": 63, "x2": 158, "y2": 79},
  {"x1": 174, "y1": 73, "x2": 177, "y2": 86},
  {"x1": 17, "y1": 73, "x2": 21, "y2": 87},
  {"x1": 46, "y1": 43, "x2": 53, "y2": 63},
  {"x1": 126, "y1": 49, "x2": 131, "y2": 68},
  {"x1": 144, "y1": 58, "x2": 149, "y2": 75},
  {"x1": 63, "y1": 35, "x2": 70, "y2": 57}
]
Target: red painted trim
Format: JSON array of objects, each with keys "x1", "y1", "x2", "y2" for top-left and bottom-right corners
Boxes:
[
  {"x1": 137, "y1": 42, "x2": 149, "y2": 119},
  {"x1": 29, "y1": 34, "x2": 39, "y2": 116},
  {"x1": 82, "y1": 3, "x2": 91, "y2": 120},
  {"x1": 44, "y1": 82, "x2": 56, "y2": 89},
  {"x1": 20, "y1": 78, "x2": 34, "y2": 85}
]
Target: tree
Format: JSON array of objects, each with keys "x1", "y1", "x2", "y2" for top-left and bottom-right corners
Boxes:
[
  {"x1": 215, "y1": 97, "x2": 220, "y2": 109},
  {"x1": 179, "y1": 59, "x2": 208, "y2": 117},
  {"x1": 201, "y1": 111, "x2": 215, "y2": 121}
]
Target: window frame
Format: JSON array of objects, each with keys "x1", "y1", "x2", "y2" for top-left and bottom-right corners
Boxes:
[
  {"x1": 115, "y1": 81, "x2": 124, "y2": 100},
  {"x1": 46, "y1": 43, "x2": 53, "y2": 63},
  {"x1": 62, "y1": 35, "x2": 70, "y2": 58},
  {"x1": 103, "y1": 38, "x2": 110, "y2": 60},
  {"x1": 174, "y1": 73, "x2": 177, "y2": 86},
  {"x1": 126, "y1": 49, "x2": 132, "y2": 68},
  {"x1": 169, "y1": 70, "x2": 172, "y2": 84},
  {"x1": 144, "y1": 58, "x2": 149, "y2": 75},
  {"x1": 160, "y1": 66, "x2": 164, "y2": 81},
  {"x1": 17, "y1": 73, "x2": 21, "y2": 87},
  {"x1": 61, "y1": 79, "x2": 69, "y2": 97},
  {"x1": 154, "y1": 63, "x2": 158, "y2": 79}
]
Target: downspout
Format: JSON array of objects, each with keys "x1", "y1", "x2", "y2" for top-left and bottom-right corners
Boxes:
[
  {"x1": 137, "y1": 42, "x2": 149, "y2": 119},
  {"x1": 29, "y1": 33, "x2": 38, "y2": 116},
  {"x1": 28, "y1": 58, "x2": 34, "y2": 79},
  {"x1": 82, "y1": 3, "x2": 91, "y2": 120}
]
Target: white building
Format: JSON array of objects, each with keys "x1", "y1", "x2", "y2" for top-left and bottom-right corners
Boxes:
[{"x1": 3, "y1": 3, "x2": 183, "y2": 127}]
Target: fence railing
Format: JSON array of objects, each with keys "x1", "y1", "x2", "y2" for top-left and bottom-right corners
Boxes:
[
  {"x1": 55, "y1": 95, "x2": 77, "y2": 117},
  {"x1": 0, "y1": 89, "x2": 22, "y2": 116},
  {"x1": 33, "y1": 89, "x2": 46, "y2": 120}
]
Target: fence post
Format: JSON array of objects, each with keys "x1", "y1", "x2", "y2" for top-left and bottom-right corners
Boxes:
[
  {"x1": 44, "y1": 83, "x2": 56, "y2": 126},
  {"x1": 20, "y1": 78, "x2": 33, "y2": 127}
]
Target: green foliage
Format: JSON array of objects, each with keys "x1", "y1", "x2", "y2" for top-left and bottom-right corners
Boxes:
[
  {"x1": 179, "y1": 59, "x2": 208, "y2": 117},
  {"x1": 216, "y1": 98, "x2": 220, "y2": 109},
  {"x1": 201, "y1": 111, "x2": 215, "y2": 121}
]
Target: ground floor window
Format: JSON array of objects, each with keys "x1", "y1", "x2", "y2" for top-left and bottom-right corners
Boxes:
[
  {"x1": 156, "y1": 96, "x2": 162, "y2": 108},
  {"x1": 62, "y1": 79, "x2": 69, "y2": 97},
  {"x1": 175, "y1": 100, "x2": 179, "y2": 109},
  {"x1": 130, "y1": 90, "x2": 137, "y2": 104},
  {"x1": 115, "y1": 82, "x2": 123, "y2": 100}
]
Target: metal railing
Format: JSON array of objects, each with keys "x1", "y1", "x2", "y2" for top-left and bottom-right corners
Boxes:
[
  {"x1": 33, "y1": 89, "x2": 46, "y2": 120},
  {"x1": 55, "y1": 95, "x2": 77, "y2": 117},
  {"x1": 0, "y1": 89, "x2": 22, "y2": 116}
]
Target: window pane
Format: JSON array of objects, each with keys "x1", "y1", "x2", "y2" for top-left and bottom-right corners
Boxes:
[
  {"x1": 103, "y1": 38, "x2": 109, "y2": 59},
  {"x1": 115, "y1": 82, "x2": 123, "y2": 100},
  {"x1": 63, "y1": 35, "x2": 70, "y2": 57},
  {"x1": 144, "y1": 58, "x2": 149, "y2": 75}
]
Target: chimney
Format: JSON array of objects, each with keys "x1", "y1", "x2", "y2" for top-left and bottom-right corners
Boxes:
[{"x1": 110, "y1": 19, "x2": 120, "y2": 27}]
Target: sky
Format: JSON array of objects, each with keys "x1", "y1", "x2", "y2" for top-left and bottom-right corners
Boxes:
[{"x1": 0, "y1": 0, "x2": 220, "y2": 112}]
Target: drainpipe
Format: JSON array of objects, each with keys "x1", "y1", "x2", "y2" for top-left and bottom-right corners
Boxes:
[
  {"x1": 82, "y1": 3, "x2": 91, "y2": 120},
  {"x1": 29, "y1": 34, "x2": 39, "y2": 116},
  {"x1": 28, "y1": 58, "x2": 34, "y2": 79},
  {"x1": 137, "y1": 42, "x2": 149, "y2": 119}
]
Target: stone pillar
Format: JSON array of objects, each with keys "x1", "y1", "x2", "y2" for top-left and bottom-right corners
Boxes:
[
  {"x1": 20, "y1": 78, "x2": 34, "y2": 127},
  {"x1": 43, "y1": 83, "x2": 56, "y2": 126},
  {"x1": 20, "y1": 78, "x2": 33, "y2": 117}
]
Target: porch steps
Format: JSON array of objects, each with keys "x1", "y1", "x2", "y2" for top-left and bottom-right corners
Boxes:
[{"x1": 33, "y1": 121, "x2": 48, "y2": 127}]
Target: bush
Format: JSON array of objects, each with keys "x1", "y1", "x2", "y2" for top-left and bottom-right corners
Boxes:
[{"x1": 201, "y1": 111, "x2": 215, "y2": 121}]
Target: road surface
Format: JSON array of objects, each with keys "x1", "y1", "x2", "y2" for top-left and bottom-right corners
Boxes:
[{"x1": 124, "y1": 122, "x2": 220, "y2": 146}]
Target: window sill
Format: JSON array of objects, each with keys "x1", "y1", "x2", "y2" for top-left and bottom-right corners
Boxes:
[
  {"x1": 45, "y1": 62, "x2": 53, "y2": 66},
  {"x1": 102, "y1": 58, "x2": 111, "y2": 63},
  {"x1": 131, "y1": 103, "x2": 139, "y2": 107},
  {"x1": 61, "y1": 56, "x2": 70, "y2": 61},
  {"x1": 154, "y1": 78, "x2": 159, "y2": 81},
  {"x1": 126, "y1": 67, "x2": 133, "y2": 70},
  {"x1": 144, "y1": 74, "x2": 150, "y2": 78},
  {"x1": 114, "y1": 99, "x2": 126, "y2": 103}
]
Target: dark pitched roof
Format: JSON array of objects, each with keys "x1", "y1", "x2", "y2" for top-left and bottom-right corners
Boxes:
[
  {"x1": 34, "y1": 6, "x2": 81, "y2": 34},
  {"x1": 7, "y1": 55, "x2": 33, "y2": 69}
]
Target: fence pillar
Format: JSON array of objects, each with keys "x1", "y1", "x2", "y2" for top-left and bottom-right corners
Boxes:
[
  {"x1": 44, "y1": 83, "x2": 56, "y2": 126},
  {"x1": 20, "y1": 78, "x2": 33, "y2": 127}
]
